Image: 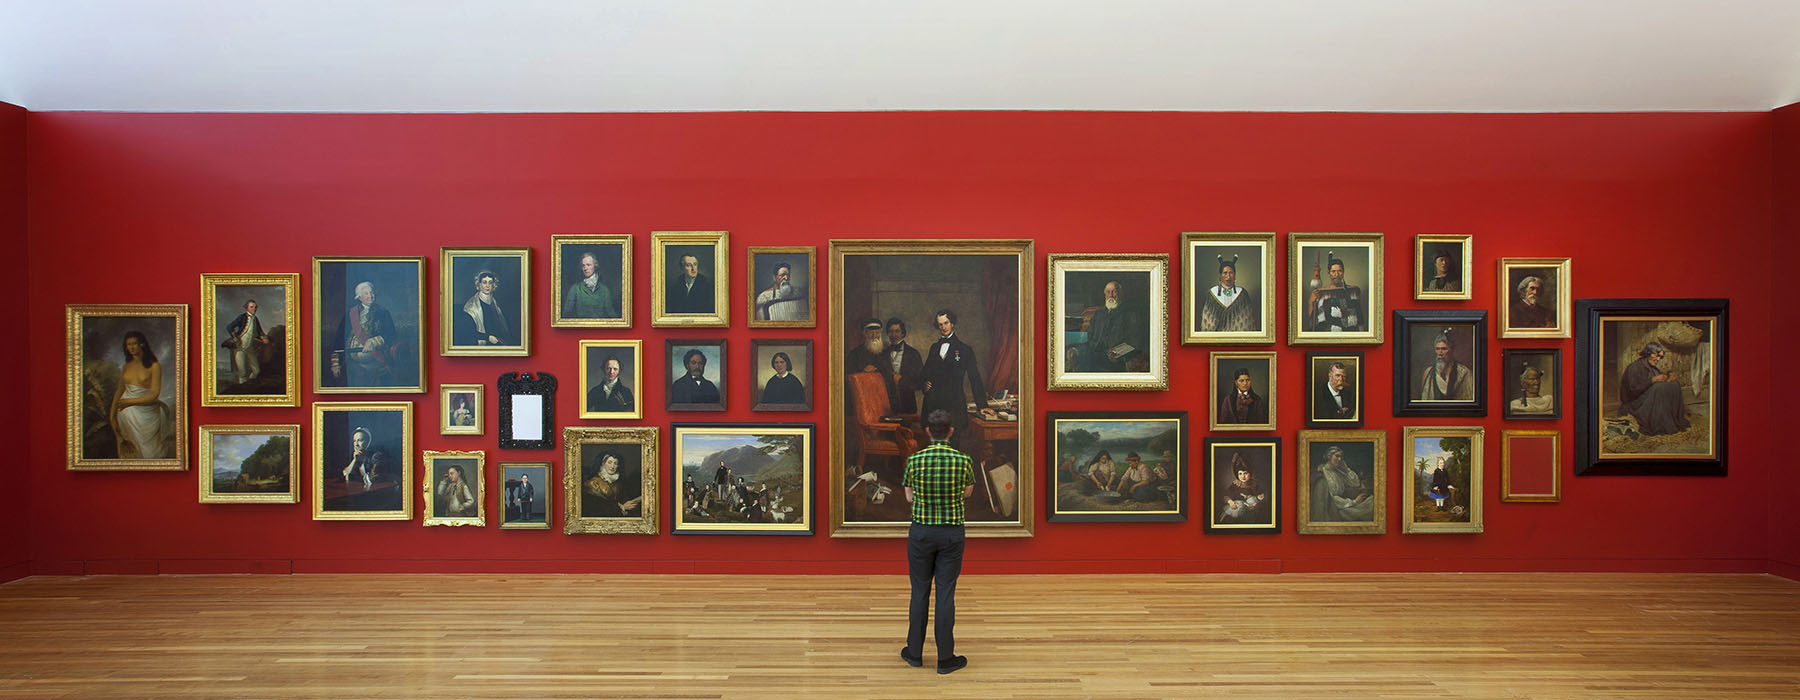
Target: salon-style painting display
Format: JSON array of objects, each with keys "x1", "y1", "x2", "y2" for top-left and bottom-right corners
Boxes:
[
  {"x1": 311, "y1": 401, "x2": 413, "y2": 520},
  {"x1": 551, "y1": 234, "x2": 631, "y2": 328},
  {"x1": 652, "y1": 230, "x2": 729, "y2": 327},
  {"x1": 200, "y1": 273, "x2": 299, "y2": 407},
  {"x1": 1574, "y1": 298, "x2": 1727, "y2": 476},
  {"x1": 441, "y1": 247, "x2": 531, "y2": 356},
  {"x1": 1046, "y1": 254, "x2": 1168, "y2": 391},
  {"x1": 66, "y1": 304, "x2": 188, "y2": 471},
  {"x1": 313, "y1": 256, "x2": 426, "y2": 393},
  {"x1": 1289, "y1": 232, "x2": 1384, "y2": 345},
  {"x1": 1181, "y1": 232, "x2": 1276, "y2": 345}
]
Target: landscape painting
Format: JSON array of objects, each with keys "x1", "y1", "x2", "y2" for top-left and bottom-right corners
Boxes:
[
  {"x1": 199, "y1": 425, "x2": 299, "y2": 503},
  {"x1": 1046, "y1": 411, "x2": 1186, "y2": 522},
  {"x1": 671, "y1": 423, "x2": 815, "y2": 535}
]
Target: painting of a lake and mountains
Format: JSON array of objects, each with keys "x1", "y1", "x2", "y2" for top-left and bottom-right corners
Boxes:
[{"x1": 672, "y1": 424, "x2": 814, "y2": 535}]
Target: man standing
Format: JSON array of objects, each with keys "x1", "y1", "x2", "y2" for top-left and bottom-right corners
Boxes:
[
  {"x1": 1418, "y1": 329, "x2": 1475, "y2": 401},
  {"x1": 1080, "y1": 280, "x2": 1145, "y2": 372},
  {"x1": 1306, "y1": 255, "x2": 1365, "y2": 332},
  {"x1": 563, "y1": 251, "x2": 619, "y2": 319},
  {"x1": 455, "y1": 270, "x2": 515, "y2": 347},
  {"x1": 333, "y1": 281, "x2": 397, "y2": 387},
  {"x1": 666, "y1": 253, "x2": 713, "y2": 314},
  {"x1": 1313, "y1": 362, "x2": 1357, "y2": 422},
  {"x1": 222, "y1": 298, "x2": 268, "y2": 386},
  {"x1": 516, "y1": 473, "x2": 535, "y2": 522},
  {"x1": 587, "y1": 354, "x2": 635, "y2": 413},
  {"x1": 900, "y1": 410, "x2": 974, "y2": 675},
  {"x1": 1198, "y1": 255, "x2": 1258, "y2": 333},
  {"x1": 1509, "y1": 275, "x2": 1555, "y2": 328},
  {"x1": 669, "y1": 349, "x2": 721, "y2": 405},
  {"x1": 921, "y1": 309, "x2": 987, "y2": 449},
  {"x1": 1217, "y1": 367, "x2": 1269, "y2": 425},
  {"x1": 754, "y1": 262, "x2": 806, "y2": 321},
  {"x1": 884, "y1": 317, "x2": 925, "y2": 416}
]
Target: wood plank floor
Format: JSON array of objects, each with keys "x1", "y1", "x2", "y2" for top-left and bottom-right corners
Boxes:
[{"x1": 0, "y1": 573, "x2": 1796, "y2": 699}]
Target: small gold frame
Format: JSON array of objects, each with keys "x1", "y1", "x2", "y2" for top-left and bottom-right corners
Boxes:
[
  {"x1": 1208, "y1": 351, "x2": 1277, "y2": 432},
  {"x1": 199, "y1": 273, "x2": 300, "y2": 407},
  {"x1": 1295, "y1": 429, "x2": 1387, "y2": 535},
  {"x1": 439, "y1": 383, "x2": 484, "y2": 436},
  {"x1": 499, "y1": 461, "x2": 552, "y2": 530},
  {"x1": 422, "y1": 449, "x2": 487, "y2": 527},
  {"x1": 311, "y1": 401, "x2": 414, "y2": 521},
  {"x1": 1181, "y1": 232, "x2": 1277, "y2": 345},
  {"x1": 1498, "y1": 257, "x2": 1573, "y2": 338},
  {"x1": 1288, "y1": 232, "x2": 1385, "y2": 345},
  {"x1": 1502, "y1": 430, "x2": 1562, "y2": 503},
  {"x1": 66, "y1": 303, "x2": 189, "y2": 471},
  {"x1": 1401, "y1": 425, "x2": 1485, "y2": 534},
  {"x1": 746, "y1": 246, "x2": 817, "y2": 328},
  {"x1": 1045, "y1": 253, "x2": 1169, "y2": 391},
  {"x1": 1413, "y1": 233, "x2": 1473, "y2": 301},
  {"x1": 440, "y1": 246, "x2": 532, "y2": 356},
  {"x1": 577, "y1": 339, "x2": 644, "y2": 420},
  {"x1": 651, "y1": 230, "x2": 730, "y2": 327},
  {"x1": 564, "y1": 426, "x2": 660, "y2": 535},
  {"x1": 550, "y1": 234, "x2": 633, "y2": 328},
  {"x1": 197, "y1": 424, "x2": 300, "y2": 504}
]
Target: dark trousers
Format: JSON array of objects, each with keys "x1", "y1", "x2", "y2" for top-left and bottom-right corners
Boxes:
[{"x1": 905, "y1": 522, "x2": 966, "y2": 659}]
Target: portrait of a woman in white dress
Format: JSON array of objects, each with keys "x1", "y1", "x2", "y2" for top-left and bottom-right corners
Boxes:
[{"x1": 109, "y1": 330, "x2": 174, "y2": 459}]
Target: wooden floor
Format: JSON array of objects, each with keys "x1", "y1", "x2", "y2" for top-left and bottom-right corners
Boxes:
[{"x1": 0, "y1": 573, "x2": 1797, "y2": 699}]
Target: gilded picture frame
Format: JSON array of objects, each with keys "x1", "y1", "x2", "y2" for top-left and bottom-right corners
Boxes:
[
  {"x1": 1305, "y1": 351, "x2": 1364, "y2": 428},
  {"x1": 746, "y1": 246, "x2": 817, "y2": 328},
  {"x1": 440, "y1": 246, "x2": 532, "y2": 356},
  {"x1": 749, "y1": 339, "x2": 813, "y2": 411},
  {"x1": 1288, "y1": 232, "x2": 1385, "y2": 345},
  {"x1": 1414, "y1": 233, "x2": 1472, "y2": 301},
  {"x1": 1046, "y1": 253, "x2": 1169, "y2": 391},
  {"x1": 651, "y1": 230, "x2": 730, "y2": 328},
  {"x1": 1402, "y1": 425, "x2": 1485, "y2": 534},
  {"x1": 1295, "y1": 429, "x2": 1387, "y2": 535},
  {"x1": 830, "y1": 239, "x2": 1035, "y2": 538},
  {"x1": 563, "y1": 426, "x2": 660, "y2": 535},
  {"x1": 670, "y1": 422, "x2": 817, "y2": 536},
  {"x1": 312, "y1": 256, "x2": 427, "y2": 394},
  {"x1": 1046, "y1": 411, "x2": 1187, "y2": 523},
  {"x1": 1501, "y1": 430, "x2": 1562, "y2": 503},
  {"x1": 66, "y1": 303, "x2": 189, "y2": 471},
  {"x1": 422, "y1": 449, "x2": 486, "y2": 527},
  {"x1": 1573, "y1": 298, "x2": 1727, "y2": 476},
  {"x1": 578, "y1": 339, "x2": 643, "y2": 420},
  {"x1": 500, "y1": 461, "x2": 552, "y2": 529},
  {"x1": 1208, "y1": 351, "x2": 1277, "y2": 432},
  {"x1": 439, "y1": 383, "x2": 484, "y2": 436},
  {"x1": 1181, "y1": 232, "x2": 1277, "y2": 345},
  {"x1": 1498, "y1": 257, "x2": 1572, "y2": 339},
  {"x1": 550, "y1": 233, "x2": 632, "y2": 328},
  {"x1": 199, "y1": 273, "x2": 299, "y2": 407},
  {"x1": 197, "y1": 424, "x2": 300, "y2": 504},
  {"x1": 311, "y1": 401, "x2": 414, "y2": 521},
  {"x1": 1203, "y1": 436, "x2": 1281, "y2": 534}
]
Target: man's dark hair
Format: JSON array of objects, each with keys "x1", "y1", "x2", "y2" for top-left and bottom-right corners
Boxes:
[
  {"x1": 935, "y1": 308, "x2": 958, "y2": 326},
  {"x1": 773, "y1": 262, "x2": 791, "y2": 276},
  {"x1": 603, "y1": 353, "x2": 621, "y2": 369},
  {"x1": 683, "y1": 348, "x2": 707, "y2": 366},
  {"x1": 925, "y1": 409, "x2": 954, "y2": 440},
  {"x1": 886, "y1": 317, "x2": 906, "y2": 334}
]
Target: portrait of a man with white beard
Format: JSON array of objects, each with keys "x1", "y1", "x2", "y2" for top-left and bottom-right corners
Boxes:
[{"x1": 1077, "y1": 280, "x2": 1148, "y2": 373}]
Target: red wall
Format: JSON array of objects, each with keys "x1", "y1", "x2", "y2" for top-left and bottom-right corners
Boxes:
[
  {"x1": 1772, "y1": 102, "x2": 1799, "y2": 580},
  {"x1": 0, "y1": 102, "x2": 26, "y2": 582},
  {"x1": 24, "y1": 111, "x2": 1776, "y2": 575}
]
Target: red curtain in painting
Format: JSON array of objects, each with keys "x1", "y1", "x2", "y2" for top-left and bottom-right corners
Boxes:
[{"x1": 983, "y1": 256, "x2": 1018, "y2": 394}]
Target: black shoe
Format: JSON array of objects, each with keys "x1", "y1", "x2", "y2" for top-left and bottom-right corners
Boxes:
[
  {"x1": 900, "y1": 648, "x2": 922, "y2": 667},
  {"x1": 936, "y1": 655, "x2": 967, "y2": 674}
]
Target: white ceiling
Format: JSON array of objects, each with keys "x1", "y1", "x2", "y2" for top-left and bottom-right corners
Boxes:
[{"x1": 2, "y1": 0, "x2": 1798, "y2": 113}]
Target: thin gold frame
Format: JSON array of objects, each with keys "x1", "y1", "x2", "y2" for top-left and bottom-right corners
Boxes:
[
  {"x1": 1181, "y1": 232, "x2": 1277, "y2": 345},
  {"x1": 1501, "y1": 430, "x2": 1562, "y2": 503},
  {"x1": 197, "y1": 424, "x2": 300, "y2": 504},
  {"x1": 1046, "y1": 253, "x2": 1169, "y2": 391},
  {"x1": 550, "y1": 234, "x2": 633, "y2": 328},
  {"x1": 422, "y1": 449, "x2": 487, "y2": 527},
  {"x1": 829, "y1": 239, "x2": 1035, "y2": 538},
  {"x1": 563, "y1": 426, "x2": 660, "y2": 535},
  {"x1": 439, "y1": 383, "x2": 484, "y2": 436},
  {"x1": 199, "y1": 273, "x2": 299, "y2": 407},
  {"x1": 578, "y1": 339, "x2": 644, "y2": 420},
  {"x1": 440, "y1": 246, "x2": 532, "y2": 356},
  {"x1": 1288, "y1": 232, "x2": 1385, "y2": 345},
  {"x1": 311, "y1": 256, "x2": 427, "y2": 394},
  {"x1": 1295, "y1": 429, "x2": 1387, "y2": 535},
  {"x1": 499, "y1": 461, "x2": 552, "y2": 530},
  {"x1": 746, "y1": 246, "x2": 817, "y2": 328},
  {"x1": 1413, "y1": 233, "x2": 1473, "y2": 301},
  {"x1": 1401, "y1": 425, "x2": 1485, "y2": 534},
  {"x1": 1497, "y1": 257, "x2": 1573, "y2": 338},
  {"x1": 1204, "y1": 437, "x2": 1280, "y2": 532},
  {"x1": 311, "y1": 401, "x2": 414, "y2": 521},
  {"x1": 1208, "y1": 351, "x2": 1277, "y2": 432},
  {"x1": 670, "y1": 423, "x2": 816, "y2": 535},
  {"x1": 66, "y1": 304, "x2": 189, "y2": 471},
  {"x1": 650, "y1": 230, "x2": 730, "y2": 327}
]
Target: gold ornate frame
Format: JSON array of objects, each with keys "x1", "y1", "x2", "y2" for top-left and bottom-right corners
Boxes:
[
  {"x1": 1208, "y1": 351, "x2": 1277, "y2": 432},
  {"x1": 1288, "y1": 232, "x2": 1385, "y2": 345},
  {"x1": 440, "y1": 246, "x2": 532, "y2": 356},
  {"x1": 439, "y1": 383, "x2": 485, "y2": 436},
  {"x1": 746, "y1": 246, "x2": 817, "y2": 328},
  {"x1": 577, "y1": 339, "x2": 644, "y2": 420},
  {"x1": 1413, "y1": 233, "x2": 1473, "y2": 301},
  {"x1": 1295, "y1": 429, "x2": 1387, "y2": 535},
  {"x1": 197, "y1": 424, "x2": 300, "y2": 504},
  {"x1": 311, "y1": 256, "x2": 428, "y2": 394},
  {"x1": 670, "y1": 423, "x2": 816, "y2": 535},
  {"x1": 311, "y1": 401, "x2": 414, "y2": 521},
  {"x1": 66, "y1": 303, "x2": 189, "y2": 471},
  {"x1": 422, "y1": 449, "x2": 487, "y2": 527},
  {"x1": 499, "y1": 461, "x2": 552, "y2": 530},
  {"x1": 1401, "y1": 425, "x2": 1485, "y2": 534},
  {"x1": 550, "y1": 234, "x2": 633, "y2": 328},
  {"x1": 1501, "y1": 430, "x2": 1562, "y2": 503},
  {"x1": 1498, "y1": 257, "x2": 1573, "y2": 338},
  {"x1": 829, "y1": 239, "x2": 1035, "y2": 538},
  {"x1": 1181, "y1": 232, "x2": 1277, "y2": 345},
  {"x1": 1046, "y1": 253, "x2": 1169, "y2": 391},
  {"x1": 199, "y1": 273, "x2": 299, "y2": 406},
  {"x1": 563, "y1": 426, "x2": 660, "y2": 534},
  {"x1": 650, "y1": 230, "x2": 730, "y2": 327}
]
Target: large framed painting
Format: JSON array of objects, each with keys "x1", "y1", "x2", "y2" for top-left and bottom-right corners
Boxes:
[
  {"x1": 1203, "y1": 436, "x2": 1280, "y2": 534},
  {"x1": 666, "y1": 339, "x2": 727, "y2": 411},
  {"x1": 439, "y1": 383, "x2": 483, "y2": 436},
  {"x1": 1181, "y1": 232, "x2": 1276, "y2": 345},
  {"x1": 1498, "y1": 257, "x2": 1572, "y2": 338},
  {"x1": 1046, "y1": 411, "x2": 1186, "y2": 523},
  {"x1": 1295, "y1": 429, "x2": 1386, "y2": 535},
  {"x1": 1209, "y1": 351, "x2": 1276, "y2": 432},
  {"x1": 1574, "y1": 298, "x2": 1727, "y2": 476},
  {"x1": 422, "y1": 449, "x2": 485, "y2": 527},
  {"x1": 1414, "y1": 234, "x2": 1472, "y2": 300},
  {"x1": 311, "y1": 401, "x2": 413, "y2": 521},
  {"x1": 66, "y1": 304, "x2": 188, "y2": 471},
  {"x1": 563, "y1": 426, "x2": 659, "y2": 535},
  {"x1": 750, "y1": 339, "x2": 813, "y2": 411},
  {"x1": 1305, "y1": 351, "x2": 1363, "y2": 428},
  {"x1": 1501, "y1": 348, "x2": 1561, "y2": 420},
  {"x1": 200, "y1": 273, "x2": 298, "y2": 406},
  {"x1": 747, "y1": 246, "x2": 816, "y2": 328},
  {"x1": 1402, "y1": 425, "x2": 1484, "y2": 534},
  {"x1": 1046, "y1": 253, "x2": 1168, "y2": 391},
  {"x1": 441, "y1": 246, "x2": 531, "y2": 356},
  {"x1": 579, "y1": 339, "x2": 643, "y2": 420},
  {"x1": 830, "y1": 239, "x2": 1034, "y2": 538},
  {"x1": 198, "y1": 424, "x2": 299, "y2": 504},
  {"x1": 671, "y1": 422, "x2": 816, "y2": 535},
  {"x1": 1289, "y1": 232, "x2": 1384, "y2": 345},
  {"x1": 1392, "y1": 309, "x2": 1488, "y2": 417},
  {"x1": 500, "y1": 461, "x2": 551, "y2": 529},
  {"x1": 313, "y1": 256, "x2": 426, "y2": 393},
  {"x1": 651, "y1": 230, "x2": 729, "y2": 327},
  {"x1": 1501, "y1": 430, "x2": 1561, "y2": 503},
  {"x1": 550, "y1": 233, "x2": 631, "y2": 328}
]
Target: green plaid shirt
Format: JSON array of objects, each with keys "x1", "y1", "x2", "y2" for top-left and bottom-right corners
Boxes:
[{"x1": 903, "y1": 441, "x2": 976, "y2": 525}]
